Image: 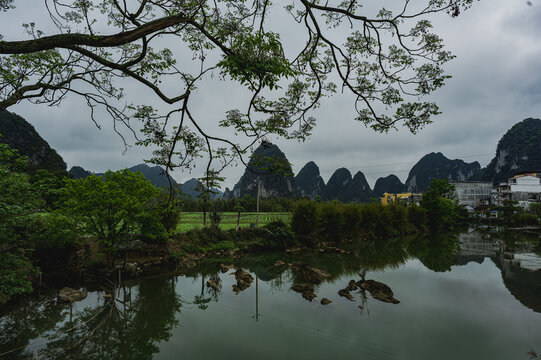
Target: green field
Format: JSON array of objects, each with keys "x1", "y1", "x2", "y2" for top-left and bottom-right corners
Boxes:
[{"x1": 177, "y1": 212, "x2": 291, "y2": 232}]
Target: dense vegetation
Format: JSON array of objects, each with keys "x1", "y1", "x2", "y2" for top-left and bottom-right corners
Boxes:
[{"x1": 0, "y1": 142, "x2": 525, "y2": 307}]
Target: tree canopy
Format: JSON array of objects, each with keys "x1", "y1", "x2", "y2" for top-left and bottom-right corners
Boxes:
[{"x1": 0, "y1": 0, "x2": 476, "y2": 185}]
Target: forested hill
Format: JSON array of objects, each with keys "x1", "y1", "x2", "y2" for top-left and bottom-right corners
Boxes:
[
  {"x1": 224, "y1": 142, "x2": 295, "y2": 199},
  {"x1": 480, "y1": 118, "x2": 541, "y2": 185},
  {"x1": 0, "y1": 110, "x2": 66, "y2": 172},
  {"x1": 405, "y1": 152, "x2": 480, "y2": 192}
]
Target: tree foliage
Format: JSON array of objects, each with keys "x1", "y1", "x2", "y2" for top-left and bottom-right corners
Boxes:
[
  {"x1": 420, "y1": 178, "x2": 458, "y2": 231},
  {"x1": 0, "y1": 0, "x2": 476, "y2": 180},
  {"x1": 59, "y1": 169, "x2": 166, "y2": 262},
  {"x1": 0, "y1": 143, "x2": 41, "y2": 304}
]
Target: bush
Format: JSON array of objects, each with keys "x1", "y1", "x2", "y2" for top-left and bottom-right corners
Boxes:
[
  {"x1": 317, "y1": 202, "x2": 344, "y2": 244},
  {"x1": 342, "y1": 204, "x2": 362, "y2": 239},
  {"x1": 407, "y1": 204, "x2": 427, "y2": 232},
  {"x1": 383, "y1": 203, "x2": 408, "y2": 237},
  {"x1": 0, "y1": 252, "x2": 37, "y2": 305},
  {"x1": 291, "y1": 200, "x2": 318, "y2": 245},
  {"x1": 261, "y1": 220, "x2": 296, "y2": 249}
]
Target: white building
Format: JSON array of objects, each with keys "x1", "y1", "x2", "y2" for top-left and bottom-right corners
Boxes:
[
  {"x1": 494, "y1": 173, "x2": 541, "y2": 207},
  {"x1": 452, "y1": 181, "x2": 493, "y2": 209}
]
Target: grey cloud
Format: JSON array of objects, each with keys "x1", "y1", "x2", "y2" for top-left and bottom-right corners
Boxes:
[{"x1": 3, "y1": 0, "x2": 541, "y2": 190}]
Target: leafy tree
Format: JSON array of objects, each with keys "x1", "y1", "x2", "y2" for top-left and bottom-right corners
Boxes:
[
  {"x1": 59, "y1": 169, "x2": 163, "y2": 266},
  {"x1": 420, "y1": 178, "x2": 458, "y2": 231},
  {"x1": 0, "y1": 143, "x2": 41, "y2": 304},
  {"x1": 0, "y1": 0, "x2": 476, "y2": 176},
  {"x1": 30, "y1": 169, "x2": 66, "y2": 210},
  {"x1": 196, "y1": 170, "x2": 224, "y2": 227}
]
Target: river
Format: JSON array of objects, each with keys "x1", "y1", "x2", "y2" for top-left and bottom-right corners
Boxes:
[{"x1": 1, "y1": 230, "x2": 540, "y2": 359}]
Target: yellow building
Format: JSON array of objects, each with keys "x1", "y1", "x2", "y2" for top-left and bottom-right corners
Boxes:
[{"x1": 381, "y1": 192, "x2": 422, "y2": 206}]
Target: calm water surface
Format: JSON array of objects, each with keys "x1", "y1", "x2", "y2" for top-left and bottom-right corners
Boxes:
[{"x1": 1, "y1": 230, "x2": 540, "y2": 359}]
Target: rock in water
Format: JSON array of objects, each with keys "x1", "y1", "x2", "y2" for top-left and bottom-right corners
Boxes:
[
  {"x1": 358, "y1": 280, "x2": 400, "y2": 304},
  {"x1": 321, "y1": 298, "x2": 332, "y2": 305},
  {"x1": 207, "y1": 279, "x2": 219, "y2": 291},
  {"x1": 291, "y1": 283, "x2": 315, "y2": 293},
  {"x1": 338, "y1": 289, "x2": 354, "y2": 301},
  {"x1": 232, "y1": 269, "x2": 254, "y2": 293},
  {"x1": 58, "y1": 287, "x2": 87, "y2": 303},
  {"x1": 290, "y1": 262, "x2": 331, "y2": 284},
  {"x1": 346, "y1": 280, "x2": 358, "y2": 291},
  {"x1": 220, "y1": 263, "x2": 234, "y2": 273},
  {"x1": 291, "y1": 283, "x2": 317, "y2": 302}
]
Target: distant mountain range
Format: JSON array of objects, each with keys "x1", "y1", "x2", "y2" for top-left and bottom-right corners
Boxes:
[
  {"x1": 69, "y1": 163, "x2": 222, "y2": 199},
  {"x1": 3, "y1": 110, "x2": 541, "y2": 201}
]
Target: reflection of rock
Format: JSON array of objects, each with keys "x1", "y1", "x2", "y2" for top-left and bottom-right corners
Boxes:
[
  {"x1": 321, "y1": 298, "x2": 332, "y2": 305},
  {"x1": 58, "y1": 287, "x2": 87, "y2": 303},
  {"x1": 338, "y1": 289, "x2": 354, "y2": 301},
  {"x1": 232, "y1": 269, "x2": 254, "y2": 293},
  {"x1": 291, "y1": 262, "x2": 331, "y2": 284},
  {"x1": 206, "y1": 279, "x2": 219, "y2": 291},
  {"x1": 359, "y1": 280, "x2": 400, "y2": 304},
  {"x1": 220, "y1": 263, "x2": 234, "y2": 273},
  {"x1": 291, "y1": 283, "x2": 316, "y2": 302}
]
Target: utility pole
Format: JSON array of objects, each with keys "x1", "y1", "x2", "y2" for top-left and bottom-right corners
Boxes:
[{"x1": 256, "y1": 177, "x2": 261, "y2": 228}]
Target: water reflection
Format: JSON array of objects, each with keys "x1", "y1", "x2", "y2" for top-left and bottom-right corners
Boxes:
[
  {"x1": 0, "y1": 278, "x2": 183, "y2": 360},
  {"x1": 1, "y1": 231, "x2": 540, "y2": 359}
]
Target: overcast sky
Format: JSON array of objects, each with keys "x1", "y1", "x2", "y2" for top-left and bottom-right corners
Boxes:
[{"x1": 4, "y1": 0, "x2": 541, "y2": 189}]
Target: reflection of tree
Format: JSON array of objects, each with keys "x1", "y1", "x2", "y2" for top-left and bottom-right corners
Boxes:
[
  {"x1": 207, "y1": 274, "x2": 222, "y2": 302},
  {"x1": 0, "y1": 295, "x2": 65, "y2": 359},
  {"x1": 33, "y1": 278, "x2": 183, "y2": 360},
  {"x1": 193, "y1": 275, "x2": 211, "y2": 310},
  {"x1": 408, "y1": 234, "x2": 460, "y2": 272}
]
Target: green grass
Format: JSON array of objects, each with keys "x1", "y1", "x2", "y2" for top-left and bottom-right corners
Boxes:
[{"x1": 177, "y1": 212, "x2": 291, "y2": 232}]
